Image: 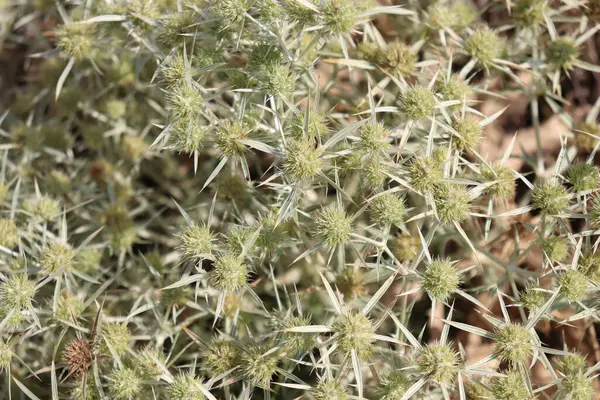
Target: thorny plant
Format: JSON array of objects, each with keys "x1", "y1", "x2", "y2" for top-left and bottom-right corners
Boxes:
[{"x1": 0, "y1": 0, "x2": 600, "y2": 399}]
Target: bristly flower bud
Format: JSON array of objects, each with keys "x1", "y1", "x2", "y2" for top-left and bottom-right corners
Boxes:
[
  {"x1": 513, "y1": 0, "x2": 545, "y2": 26},
  {"x1": 559, "y1": 372, "x2": 594, "y2": 400},
  {"x1": 0, "y1": 219, "x2": 19, "y2": 249},
  {"x1": 451, "y1": 116, "x2": 482, "y2": 151},
  {"x1": 284, "y1": 139, "x2": 323, "y2": 182},
  {"x1": 172, "y1": 120, "x2": 208, "y2": 154},
  {"x1": 531, "y1": 181, "x2": 569, "y2": 215},
  {"x1": 494, "y1": 323, "x2": 533, "y2": 364},
  {"x1": 377, "y1": 41, "x2": 417, "y2": 78},
  {"x1": 169, "y1": 373, "x2": 206, "y2": 400},
  {"x1": 520, "y1": 284, "x2": 548, "y2": 311},
  {"x1": 241, "y1": 346, "x2": 280, "y2": 386},
  {"x1": 156, "y1": 12, "x2": 196, "y2": 46},
  {"x1": 107, "y1": 366, "x2": 144, "y2": 400},
  {"x1": 177, "y1": 224, "x2": 215, "y2": 260},
  {"x1": 421, "y1": 258, "x2": 460, "y2": 301},
  {"x1": 480, "y1": 163, "x2": 515, "y2": 199},
  {"x1": 40, "y1": 242, "x2": 75, "y2": 275},
  {"x1": 434, "y1": 183, "x2": 471, "y2": 224},
  {"x1": 567, "y1": 163, "x2": 599, "y2": 192},
  {"x1": 558, "y1": 269, "x2": 588, "y2": 302},
  {"x1": 313, "y1": 206, "x2": 353, "y2": 248},
  {"x1": 321, "y1": 0, "x2": 358, "y2": 35},
  {"x1": 417, "y1": 343, "x2": 459, "y2": 384},
  {"x1": 166, "y1": 83, "x2": 204, "y2": 121},
  {"x1": 276, "y1": 315, "x2": 315, "y2": 353},
  {"x1": 201, "y1": 338, "x2": 239, "y2": 376},
  {"x1": 312, "y1": 379, "x2": 349, "y2": 400},
  {"x1": 208, "y1": 254, "x2": 248, "y2": 292},
  {"x1": 332, "y1": 312, "x2": 375, "y2": 360},
  {"x1": 22, "y1": 196, "x2": 60, "y2": 222},
  {"x1": 0, "y1": 341, "x2": 12, "y2": 371},
  {"x1": 391, "y1": 232, "x2": 420, "y2": 262},
  {"x1": 577, "y1": 250, "x2": 600, "y2": 283},
  {"x1": 555, "y1": 353, "x2": 587, "y2": 375},
  {"x1": 376, "y1": 371, "x2": 411, "y2": 400},
  {"x1": 336, "y1": 267, "x2": 367, "y2": 299},
  {"x1": 357, "y1": 121, "x2": 390, "y2": 155},
  {"x1": 575, "y1": 122, "x2": 600, "y2": 151},
  {"x1": 289, "y1": 111, "x2": 329, "y2": 141},
  {"x1": 491, "y1": 368, "x2": 532, "y2": 400},
  {"x1": 370, "y1": 194, "x2": 406, "y2": 226},
  {"x1": 259, "y1": 63, "x2": 296, "y2": 97},
  {"x1": 56, "y1": 23, "x2": 96, "y2": 60},
  {"x1": 437, "y1": 74, "x2": 472, "y2": 110},
  {"x1": 97, "y1": 323, "x2": 131, "y2": 357},
  {"x1": 464, "y1": 27, "x2": 502, "y2": 67},
  {"x1": 427, "y1": 3, "x2": 476, "y2": 30},
  {"x1": 547, "y1": 38, "x2": 579, "y2": 71},
  {"x1": 540, "y1": 235, "x2": 569, "y2": 262},
  {"x1": 408, "y1": 154, "x2": 444, "y2": 192},
  {"x1": 400, "y1": 86, "x2": 437, "y2": 120},
  {"x1": 211, "y1": 0, "x2": 251, "y2": 26},
  {"x1": 0, "y1": 275, "x2": 36, "y2": 315},
  {"x1": 215, "y1": 120, "x2": 249, "y2": 156},
  {"x1": 62, "y1": 338, "x2": 92, "y2": 376}
]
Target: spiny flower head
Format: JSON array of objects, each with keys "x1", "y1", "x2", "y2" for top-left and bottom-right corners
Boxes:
[
  {"x1": 421, "y1": 258, "x2": 460, "y2": 301},
  {"x1": 361, "y1": 158, "x2": 388, "y2": 192},
  {"x1": 531, "y1": 181, "x2": 569, "y2": 215},
  {"x1": 138, "y1": 347, "x2": 167, "y2": 379},
  {"x1": 555, "y1": 353, "x2": 587, "y2": 375},
  {"x1": 491, "y1": 369, "x2": 532, "y2": 400},
  {"x1": 169, "y1": 373, "x2": 206, "y2": 400},
  {"x1": 513, "y1": 0, "x2": 546, "y2": 26},
  {"x1": 177, "y1": 224, "x2": 215, "y2": 260},
  {"x1": 157, "y1": 11, "x2": 196, "y2": 46},
  {"x1": 214, "y1": 120, "x2": 249, "y2": 156},
  {"x1": 494, "y1": 323, "x2": 533, "y2": 364},
  {"x1": 357, "y1": 121, "x2": 390, "y2": 154},
  {"x1": 0, "y1": 274, "x2": 36, "y2": 312},
  {"x1": 370, "y1": 193, "x2": 406, "y2": 226},
  {"x1": 437, "y1": 74, "x2": 472, "y2": 109},
  {"x1": 284, "y1": 139, "x2": 323, "y2": 181},
  {"x1": 312, "y1": 379, "x2": 349, "y2": 400},
  {"x1": 520, "y1": 284, "x2": 548, "y2": 311},
  {"x1": 480, "y1": 163, "x2": 515, "y2": 199},
  {"x1": 0, "y1": 219, "x2": 19, "y2": 249},
  {"x1": 56, "y1": 23, "x2": 95, "y2": 60},
  {"x1": 289, "y1": 111, "x2": 328, "y2": 141},
  {"x1": 211, "y1": 0, "x2": 251, "y2": 25},
  {"x1": 276, "y1": 315, "x2": 315, "y2": 353},
  {"x1": 400, "y1": 86, "x2": 437, "y2": 120},
  {"x1": 452, "y1": 116, "x2": 482, "y2": 151},
  {"x1": 336, "y1": 267, "x2": 367, "y2": 299},
  {"x1": 541, "y1": 235, "x2": 569, "y2": 262},
  {"x1": 376, "y1": 371, "x2": 411, "y2": 400},
  {"x1": 241, "y1": 346, "x2": 280, "y2": 386},
  {"x1": 62, "y1": 338, "x2": 92, "y2": 376},
  {"x1": 40, "y1": 242, "x2": 75, "y2": 275},
  {"x1": 380, "y1": 41, "x2": 417, "y2": 77},
  {"x1": 320, "y1": 0, "x2": 358, "y2": 35},
  {"x1": 259, "y1": 63, "x2": 295, "y2": 97},
  {"x1": 567, "y1": 163, "x2": 598, "y2": 192},
  {"x1": 558, "y1": 269, "x2": 588, "y2": 302},
  {"x1": 547, "y1": 38, "x2": 579, "y2": 71},
  {"x1": 55, "y1": 294, "x2": 85, "y2": 321},
  {"x1": 575, "y1": 122, "x2": 600, "y2": 151},
  {"x1": 208, "y1": 254, "x2": 247, "y2": 292},
  {"x1": 427, "y1": 3, "x2": 477, "y2": 30},
  {"x1": 166, "y1": 83, "x2": 204, "y2": 121},
  {"x1": 313, "y1": 206, "x2": 353, "y2": 248},
  {"x1": 391, "y1": 232, "x2": 421, "y2": 261},
  {"x1": 464, "y1": 27, "x2": 502, "y2": 66},
  {"x1": 332, "y1": 312, "x2": 375, "y2": 360},
  {"x1": 577, "y1": 250, "x2": 600, "y2": 283},
  {"x1": 98, "y1": 323, "x2": 131, "y2": 356},
  {"x1": 417, "y1": 343, "x2": 459, "y2": 384},
  {"x1": 107, "y1": 366, "x2": 143, "y2": 400},
  {"x1": 0, "y1": 342, "x2": 11, "y2": 371},
  {"x1": 560, "y1": 372, "x2": 594, "y2": 400},
  {"x1": 202, "y1": 339, "x2": 239, "y2": 376},
  {"x1": 248, "y1": 42, "x2": 284, "y2": 71},
  {"x1": 281, "y1": 0, "x2": 317, "y2": 25},
  {"x1": 408, "y1": 154, "x2": 444, "y2": 192},
  {"x1": 22, "y1": 196, "x2": 60, "y2": 222},
  {"x1": 172, "y1": 120, "x2": 208, "y2": 154},
  {"x1": 434, "y1": 183, "x2": 471, "y2": 223}
]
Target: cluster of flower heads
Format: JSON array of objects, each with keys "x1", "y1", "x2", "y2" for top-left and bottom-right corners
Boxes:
[{"x1": 0, "y1": 0, "x2": 599, "y2": 398}]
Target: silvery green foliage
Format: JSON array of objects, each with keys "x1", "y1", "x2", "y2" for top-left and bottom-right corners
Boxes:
[{"x1": 0, "y1": 0, "x2": 599, "y2": 398}]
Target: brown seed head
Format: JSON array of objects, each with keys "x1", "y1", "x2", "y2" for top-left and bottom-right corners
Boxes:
[{"x1": 63, "y1": 338, "x2": 92, "y2": 376}]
